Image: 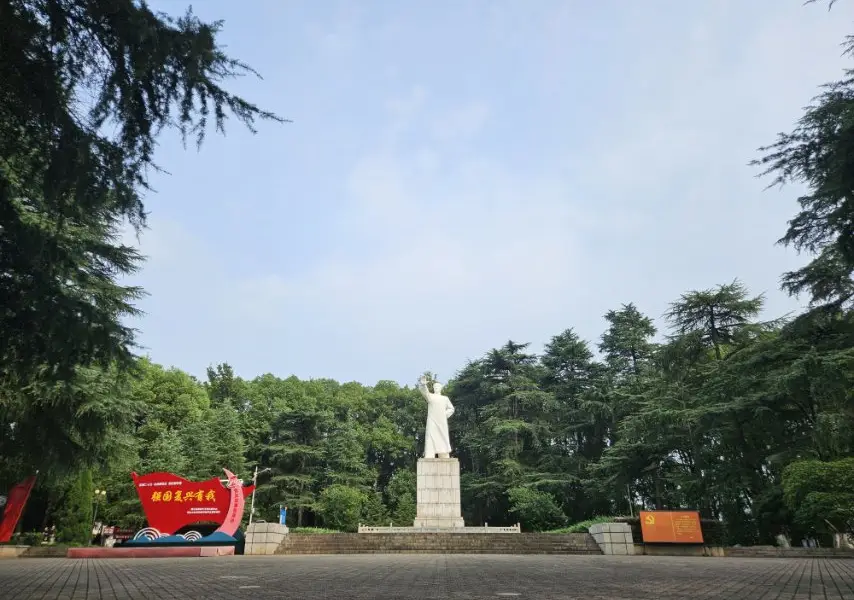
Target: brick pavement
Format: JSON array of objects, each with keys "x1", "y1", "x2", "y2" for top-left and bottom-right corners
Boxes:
[{"x1": 0, "y1": 554, "x2": 852, "y2": 599}]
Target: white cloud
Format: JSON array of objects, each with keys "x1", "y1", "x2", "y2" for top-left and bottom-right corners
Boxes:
[
  {"x1": 129, "y1": 1, "x2": 851, "y2": 384},
  {"x1": 229, "y1": 148, "x2": 588, "y2": 343}
]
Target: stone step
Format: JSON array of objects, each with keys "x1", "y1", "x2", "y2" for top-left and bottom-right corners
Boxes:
[
  {"x1": 277, "y1": 540, "x2": 593, "y2": 545},
  {"x1": 279, "y1": 546, "x2": 596, "y2": 551},
  {"x1": 291, "y1": 549, "x2": 597, "y2": 552},
  {"x1": 273, "y1": 533, "x2": 602, "y2": 555},
  {"x1": 276, "y1": 548, "x2": 602, "y2": 556},
  {"x1": 275, "y1": 545, "x2": 597, "y2": 549}
]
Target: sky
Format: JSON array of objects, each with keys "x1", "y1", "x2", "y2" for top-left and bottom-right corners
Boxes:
[{"x1": 128, "y1": 0, "x2": 853, "y2": 386}]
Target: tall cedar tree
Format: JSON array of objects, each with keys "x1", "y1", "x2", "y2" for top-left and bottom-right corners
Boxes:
[{"x1": 0, "y1": 0, "x2": 284, "y2": 386}]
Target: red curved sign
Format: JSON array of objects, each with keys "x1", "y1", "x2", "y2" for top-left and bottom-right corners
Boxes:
[
  {"x1": 131, "y1": 471, "x2": 255, "y2": 536},
  {"x1": 214, "y1": 469, "x2": 245, "y2": 537}
]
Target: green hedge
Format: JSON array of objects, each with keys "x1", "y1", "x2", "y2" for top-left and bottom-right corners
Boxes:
[{"x1": 547, "y1": 516, "x2": 621, "y2": 534}]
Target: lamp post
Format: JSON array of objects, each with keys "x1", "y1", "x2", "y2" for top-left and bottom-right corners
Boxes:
[
  {"x1": 247, "y1": 466, "x2": 270, "y2": 527},
  {"x1": 92, "y1": 489, "x2": 107, "y2": 544}
]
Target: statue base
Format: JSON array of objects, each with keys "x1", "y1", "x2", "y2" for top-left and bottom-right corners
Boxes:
[{"x1": 413, "y1": 457, "x2": 465, "y2": 529}]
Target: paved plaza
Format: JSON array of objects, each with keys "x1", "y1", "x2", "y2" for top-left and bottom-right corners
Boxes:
[{"x1": 1, "y1": 554, "x2": 853, "y2": 599}]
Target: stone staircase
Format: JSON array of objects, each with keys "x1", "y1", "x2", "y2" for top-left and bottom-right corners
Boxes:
[{"x1": 274, "y1": 533, "x2": 602, "y2": 555}]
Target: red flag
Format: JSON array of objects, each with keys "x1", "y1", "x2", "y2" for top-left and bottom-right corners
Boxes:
[{"x1": 0, "y1": 476, "x2": 37, "y2": 543}]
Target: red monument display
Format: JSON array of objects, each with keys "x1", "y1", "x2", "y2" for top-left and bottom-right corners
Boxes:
[{"x1": 129, "y1": 468, "x2": 254, "y2": 544}]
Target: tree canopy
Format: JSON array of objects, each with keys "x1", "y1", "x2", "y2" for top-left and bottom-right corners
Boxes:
[{"x1": 7, "y1": 277, "x2": 854, "y2": 543}]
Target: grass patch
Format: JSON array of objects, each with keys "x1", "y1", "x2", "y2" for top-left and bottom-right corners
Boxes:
[
  {"x1": 289, "y1": 527, "x2": 342, "y2": 535},
  {"x1": 547, "y1": 516, "x2": 622, "y2": 534}
]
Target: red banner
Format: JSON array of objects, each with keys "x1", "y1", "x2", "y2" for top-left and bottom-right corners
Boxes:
[
  {"x1": 131, "y1": 471, "x2": 254, "y2": 536},
  {"x1": 0, "y1": 476, "x2": 37, "y2": 543}
]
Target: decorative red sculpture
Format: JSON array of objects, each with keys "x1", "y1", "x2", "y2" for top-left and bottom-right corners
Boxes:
[{"x1": 131, "y1": 469, "x2": 254, "y2": 540}]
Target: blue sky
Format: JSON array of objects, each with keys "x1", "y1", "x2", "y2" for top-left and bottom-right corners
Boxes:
[{"x1": 129, "y1": 0, "x2": 852, "y2": 386}]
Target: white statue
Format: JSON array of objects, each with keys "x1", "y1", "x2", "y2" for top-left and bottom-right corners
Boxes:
[{"x1": 417, "y1": 375, "x2": 455, "y2": 458}]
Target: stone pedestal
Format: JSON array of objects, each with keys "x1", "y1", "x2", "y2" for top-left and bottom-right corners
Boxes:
[
  {"x1": 413, "y1": 457, "x2": 464, "y2": 529},
  {"x1": 244, "y1": 522, "x2": 289, "y2": 555}
]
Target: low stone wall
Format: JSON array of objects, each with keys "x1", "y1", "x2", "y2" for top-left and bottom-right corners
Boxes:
[
  {"x1": 588, "y1": 523, "x2": 635, "y2": 555},
  {"x1": 67, "y1": 546, "x2": 234, "y2": 559},
  {"x1": 18, "y1": 546, "x2": 67, "y2": 558},
  {"x1": 0, "y1": 545, "x2": 29, "y2": 558},
  {"x1": 245, "y1": 522, "x2": 289, "y2": 555},
  {"x1": 725, "y1": 546, "x2": 854, "y2": 559},
  {"x1": 638, "y1": 544, "x2": 707, "y2": 557},
  {"x1": 632, "y1": 544, "x2": 854, "y2": 558},
  {"x1": 274, "y1": 533, "x2": 601, "y2": 555}
]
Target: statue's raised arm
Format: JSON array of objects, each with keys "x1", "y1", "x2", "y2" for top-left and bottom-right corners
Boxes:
[{"x1": 417, "y1": 375, "x2": 430, "y2": 400}]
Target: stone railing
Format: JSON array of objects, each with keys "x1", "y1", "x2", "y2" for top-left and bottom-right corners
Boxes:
[{"x1": 358, "y1": 524, "x2": 521, "y2": 534}]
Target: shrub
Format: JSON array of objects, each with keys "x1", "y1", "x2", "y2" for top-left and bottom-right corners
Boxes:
[
  {"x1": 360, "y1": 491, "x2": 389, "y2": 526},
  {"x1": 16, "y1": 532, "x2": 43, "y2": 546},
  {"x1": 316, "y1": 485, "x2": 366, "y2": 532},
  {"x1": 507, "y1": 487, "x2": 567, "y2": 532},
  {"x1": 548, "y1": 516, "x2": 619, "y2": 534},
  {"x1": 386, "y1": 470, "x2": 416, "y2": 524},
  {"x1": 782, "y1": 458, "x2": 854, "y2": 536}
]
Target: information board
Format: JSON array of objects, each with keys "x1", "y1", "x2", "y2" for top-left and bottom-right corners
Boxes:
[{"x1": 639, "y1": 510, "x2": 704, "y2": 544}]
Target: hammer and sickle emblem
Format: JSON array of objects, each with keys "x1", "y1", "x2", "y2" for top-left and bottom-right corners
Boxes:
[{"x1": 645, "y1": 514, "x2": 655, "y2": 525}]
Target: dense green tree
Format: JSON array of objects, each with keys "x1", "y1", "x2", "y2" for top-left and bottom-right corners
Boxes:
[
  {"x1": 15, "y1": 293, "x2": 854, "y2": 541},
  {"x1": 540, "y1": 329, "x2": 609, "y2": 520},
  {"x1": 316, "y1": 485, "x2": 367, "y2": 532},
  {"x1": 55, "y1": 469, "x2": 94, "y2": 544},
  {"x1": 783, "y1": 458, "x2": 854, "y2": 536},
  {"x1": 178, "y1": 404, "x2": 246, "y2": 480},
  {"x1": 0, "y1": 0, "x2": 281, "y2": 507},
  {"x1": 0, "y1": 0, "x2": 282, "y2": 386},
  {"x1": 206, "y1": 363, "x2": 249, "y2": 410},
  {"x1": 599, "y1": 303, "x2": 657, "y2": 379},
  {"x1": 507, "y1": 487, "x2": 567, "y2": 532},
  {"x1": 453, "y1": 341, "x2": 555, "y2": 526},
  {"x1": 385, "y1": 469, "x2": 417, "y2": 525},
  {"x1": 131, "y1": 359, "x2": 210, "y2": 429},
  {"x1": 0, "y1": 365, "x2": 139, "y2": 477},
  {"x1": 664, "y1": 280, "x2": 765, "y2": 360},
  {"x1": 753, "y1": 5, "x2": 854, "y2": 309},
  {"x1": 361, "y1": 491, "x2": 389, "y2": 527}
]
